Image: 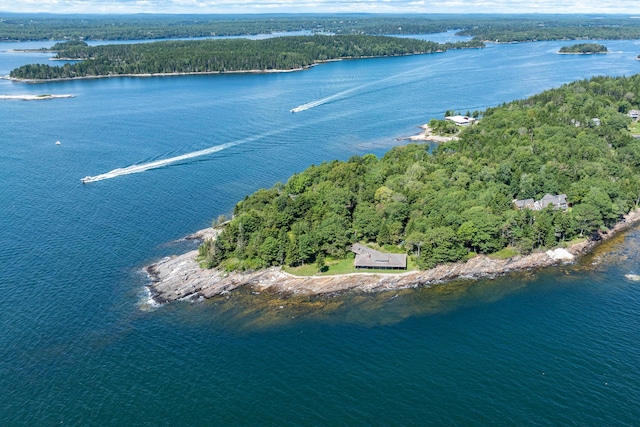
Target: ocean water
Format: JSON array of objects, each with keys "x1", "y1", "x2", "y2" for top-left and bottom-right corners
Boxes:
[{"x1": 1, "y1": 37, "x2": 640, "y2": 425}]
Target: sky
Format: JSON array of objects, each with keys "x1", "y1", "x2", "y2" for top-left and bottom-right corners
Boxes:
[{"x1": 1, "y1": 0, "x2": 639, "y2": 15}]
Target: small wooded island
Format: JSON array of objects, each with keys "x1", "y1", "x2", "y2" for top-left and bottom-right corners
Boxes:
[
  {"x1": 147, "y1": 74, "x2": 640, "y2": 303},
  {"x1": 558, "y1": 43, "x2": 608, "y2": 54},
  {"x1": 9, "y1": 36, "x2": 483, "y2": 80}
]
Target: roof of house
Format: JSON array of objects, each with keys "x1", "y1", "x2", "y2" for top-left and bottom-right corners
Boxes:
[
  {"x1": 444, "y1": 115, "x2": 475, "y2": 126},
  {"x1": 351, "y1": 243, "x2": 407, "y2": 269},
  {"x1": 514, "y1": 194, "x2": 568, "y2": 211},
  {"x1": 539, "y1": 193, "x2": 567, "y2": 209},
  {"x1": 514, "y1": 198, "x2": 536, "y2": 209}
]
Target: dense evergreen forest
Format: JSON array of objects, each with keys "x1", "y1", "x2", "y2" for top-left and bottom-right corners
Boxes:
[
  {"x1": 0, "y1": 14, "x2": 468, "y2": 41},
  {"x1": 9, "y1": 35, "x2": 483, "y2": 79},
  {"x1": 457, "y1": 18, "x2": 640, "y2": 42},
  {"x1": 2, "y1": 14, "x2": 640, "y2": 42},
  {"x1": 559, "y1": 43, "x2": 608, "y2": 54},
  {"x1": 0, "y1": 14, "x2": 474, "y2": 41},
  {"x1": 198, "y1": 75, "x2": 640, "y2": 271}
]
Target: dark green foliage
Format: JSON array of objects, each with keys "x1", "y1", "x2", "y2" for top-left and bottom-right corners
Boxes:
[
  {"x1": 199, "y1": 74, "x2": 640, "y2": 271},
  {"x1": 429, "y1": 118, "x2": 459, "y2": 135},
  {"x1": 316, "y1": 253, "x2": 328, "y2": 273},
  {"x1": 559, "y1": 43, "x2": 608, "y2": 54},
  {"x1": 0, "y1": 14, "x2": 468, "y2": 41},
  {"x1": 417, "y1": 226, "x2": 466, "y2": 269},
  {"x1": 9, "y1": 35, "x2": 482, "y2": 80},
  {"x1": 457, "y1": 16, "x2": 640, "y2": 42},
  {"x1": 3, "y1": 14, "x2": 640, "y2": 43},
  {"x1": 50, "y1": 40, "x2": 88, "y2": 50}
]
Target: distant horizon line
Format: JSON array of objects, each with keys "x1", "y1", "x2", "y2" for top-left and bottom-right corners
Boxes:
[{"x1": 1, "y1": 12, "x2": 638, "y2": 16}]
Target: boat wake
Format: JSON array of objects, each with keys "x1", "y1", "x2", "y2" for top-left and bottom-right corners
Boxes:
[
  {"x1": 290, "y1": 58, "x2": 455, "y2": 113},
  {"x1": 81, "y1": 141, "x2": 239, "y2": 183},
  {"x1": 80, "y1": 116, "x2": 322, "y2": 183},
  {"x1": 290, "y1": 78, "x2": 392, "y2": 113},
  {"x1": 291, "y1": 89, "x2": 359, "y2": 113}
]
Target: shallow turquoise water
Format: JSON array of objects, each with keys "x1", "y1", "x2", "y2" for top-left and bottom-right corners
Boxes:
[{"x1": 1, "y1": 37, "x2": 640, "y2": 425}]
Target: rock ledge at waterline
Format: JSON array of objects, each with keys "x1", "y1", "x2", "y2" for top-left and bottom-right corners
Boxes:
[{"x1": 145, "y1": 210, "x2": 640, "y2": 304}]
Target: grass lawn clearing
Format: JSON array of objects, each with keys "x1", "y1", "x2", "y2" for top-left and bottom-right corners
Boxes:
[{"x1": 284, "y1": 256, "x2": 417, "y2": 277}]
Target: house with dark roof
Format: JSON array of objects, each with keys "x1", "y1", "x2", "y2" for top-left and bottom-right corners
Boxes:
[
  {"x1": 351, "y1": 243, "x2": 407, "y2": 270},
  {"x1": 513, "y1": 193, "x2": 568, "y2": 211}
]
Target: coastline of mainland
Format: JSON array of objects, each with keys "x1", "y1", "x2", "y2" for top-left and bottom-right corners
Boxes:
[{"x1": 145, "y1": 209, "x2": 640, "y2": 305}]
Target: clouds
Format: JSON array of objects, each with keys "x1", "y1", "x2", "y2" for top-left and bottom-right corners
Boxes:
[{"x1": 1, "y1": 0, "x2": 638, "y2": 14}]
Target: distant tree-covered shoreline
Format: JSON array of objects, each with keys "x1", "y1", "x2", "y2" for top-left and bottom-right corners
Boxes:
[
  {"x1": 457, "y1": 19, "x2": 640, "y2": 42},
  {"x1": 198, "y1": 75, "x2": 640, "y2": 272},
  {"x1": 0, "y1": 14, "x2": 466, "y2": 41},
  {"x1": 9, "y1": 35, "x2": 483, "y2": 80},
  {"x1": 2, "y1": 14, "x2": 640, "y2": 43}
]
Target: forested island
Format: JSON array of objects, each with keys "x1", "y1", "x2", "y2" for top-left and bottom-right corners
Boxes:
[
  {"x1": 458, "y1": 21, "x2": 640, "y2": 43},
  {"x1": 8, "y1": 35, "x2": 483, "y2": 80},
  {"x1": 197, "y1": 75, "x2": 640, "y2": 274},
  {"x1": 2, "y1": 14, "x2": 640, "y2": 43},
  {"x1": 558, "y1": 43, "x2": 608, "y2": 54}
]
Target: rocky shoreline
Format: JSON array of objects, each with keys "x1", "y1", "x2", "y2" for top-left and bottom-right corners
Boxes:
[
  {"x1": 145, "y1": 210, "x2": 640, "y2": 305},
  {"x1": 405, "y1": 124, "x2": 459, "y2": 143}
]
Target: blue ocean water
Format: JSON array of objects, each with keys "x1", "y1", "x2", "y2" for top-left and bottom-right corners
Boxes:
[{"x1": 1, "y1": 37, "x2": 640, "y2": 425}]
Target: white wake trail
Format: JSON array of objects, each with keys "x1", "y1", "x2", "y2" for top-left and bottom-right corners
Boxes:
[
  {"x1": 291, "y1": 89, "x2": 359, "y2": 113},
  {"x1": 80, "y1": 120, "x2": 313, "y2": 183},
  {"x1": 81, "y1": 141, "x2": 239, "y2": 183},
  {"x1": 291, "y1": 81, "x2": 380, "y2": 113},
  {"x1": 290, "y1": 57, "x2": 458, "y2": 113}
]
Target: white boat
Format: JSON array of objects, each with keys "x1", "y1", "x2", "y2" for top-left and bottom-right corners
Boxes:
[{"x1": 55, "y1": 140, "x2": 61, "y2": 145}]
